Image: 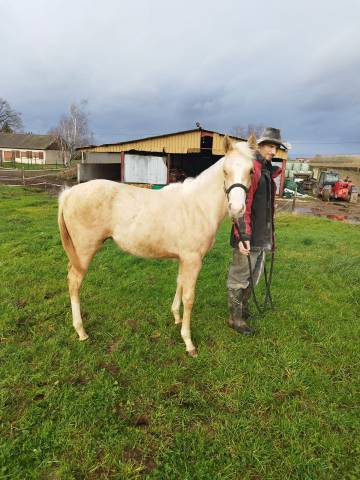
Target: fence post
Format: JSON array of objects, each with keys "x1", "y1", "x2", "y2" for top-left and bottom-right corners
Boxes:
[
  {"x1": 292, "y1": 183, "x2": 297, "y2": 212},
  {"x1": 22, "y1": 168, "x2": 25, "y2": 186}
]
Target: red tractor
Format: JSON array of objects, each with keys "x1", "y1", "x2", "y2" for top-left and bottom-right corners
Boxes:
[{"x1": 313, "y1": 171, "x2": 358, "y2": 203}]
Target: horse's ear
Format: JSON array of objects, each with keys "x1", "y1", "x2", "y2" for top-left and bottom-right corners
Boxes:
[
  {"x1": 223, "y1": 135, "x2": 233, "y2": 153},
  {"x1": 247, "y1": 133, "x2": 257, "y2": 150}
]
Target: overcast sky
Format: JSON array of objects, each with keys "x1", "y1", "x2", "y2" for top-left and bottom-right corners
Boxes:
[{"x1": 1, "y1": 0, "x2": 360, "y2": 157}]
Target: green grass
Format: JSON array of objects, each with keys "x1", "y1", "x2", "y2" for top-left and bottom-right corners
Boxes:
[{"x1": 0, "y1": 186, "x2": 359, "y2": 479}]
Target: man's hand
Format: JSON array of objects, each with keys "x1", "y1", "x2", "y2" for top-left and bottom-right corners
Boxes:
[{"x1": 239, "y1": 240, "x2": 250, "y2": 256}]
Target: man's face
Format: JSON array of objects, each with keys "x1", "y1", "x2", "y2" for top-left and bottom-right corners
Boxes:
[{"x1": 258, "y1": 143, "x2": 278, "y2": 162}]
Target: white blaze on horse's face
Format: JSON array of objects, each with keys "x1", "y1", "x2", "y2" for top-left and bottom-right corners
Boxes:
[{"x1": 223, "y1": 137, "x2": 254, "y2": 220}]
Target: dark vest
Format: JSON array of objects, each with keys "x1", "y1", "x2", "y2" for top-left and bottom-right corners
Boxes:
[{"x1": 230, "y1": 152, "x2": 277, "y2": 251}]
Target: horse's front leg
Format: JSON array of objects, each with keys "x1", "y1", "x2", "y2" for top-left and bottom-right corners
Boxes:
[
  {"x1": 171, "y1": 260, "x2": 183, "y2": 325},
  {"x1": 180, "y1": 254, "x2": 202, "y2": 357}
]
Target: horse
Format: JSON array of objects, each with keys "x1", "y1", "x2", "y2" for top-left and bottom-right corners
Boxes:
[{"x1": 58, "y1": 135, "x2": 255, "y2": 357}]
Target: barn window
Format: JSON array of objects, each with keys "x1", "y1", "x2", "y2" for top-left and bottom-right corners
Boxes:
[
  {"x1": 39, "y1": 152, "x2": 44, "y2": 159},
  {"x1": 200, "y1": 133, "x2": 213, "y2": 150}
]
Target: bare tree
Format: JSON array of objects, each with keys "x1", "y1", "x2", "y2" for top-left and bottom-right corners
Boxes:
[
  {"x1": 231, "y1": 123, "x2": 264, "y2": 140},
  {"x1": 0, "y1": 98, "x2": 23, "y2": 132},
  {"x1": 49, "y1": 100, "x2": 95, "y2": 166}
]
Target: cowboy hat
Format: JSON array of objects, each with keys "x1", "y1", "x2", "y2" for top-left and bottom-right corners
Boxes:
[{"x1": 257, "y1": 127, "x2": 287, "y2": 150}]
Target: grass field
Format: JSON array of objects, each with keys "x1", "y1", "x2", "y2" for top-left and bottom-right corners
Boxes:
[{"x1": 1, "y1": 186, "x2": 359, "y2": 479}]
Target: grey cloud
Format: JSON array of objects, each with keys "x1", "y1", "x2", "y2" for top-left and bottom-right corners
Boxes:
[{"x1": 1, "y1": 0, "x2": 360, "y2": 156}]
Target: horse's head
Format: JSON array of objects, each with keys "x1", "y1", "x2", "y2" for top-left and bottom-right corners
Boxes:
[{"x1": 223, "y1": 135, "x2": 255, "y2": 220}]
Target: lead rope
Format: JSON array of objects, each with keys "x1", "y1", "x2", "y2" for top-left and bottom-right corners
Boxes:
[
  {"x1": 263, "y1": 252, "x2": 275, "y2": 310},
  {"x1": 235, "y1": 221, "x2": 275, "y2": 314}
]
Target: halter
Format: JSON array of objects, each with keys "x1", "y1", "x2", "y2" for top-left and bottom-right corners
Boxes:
[{"x1": 224, "y1": 182, "x2": 249, "y2": 198}]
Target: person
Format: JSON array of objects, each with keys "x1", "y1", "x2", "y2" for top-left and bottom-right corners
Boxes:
[{"x1": 227, "y1": 127, "x2": 287, "y2": 335}]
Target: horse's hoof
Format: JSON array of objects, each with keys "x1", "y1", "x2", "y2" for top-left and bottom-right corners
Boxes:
[
  {"x1": 187, "y1": 348, "x2": 198, "y2": 358},
  {"x1": 79, "y1": 333, "x2": 89, "y2": 341}
]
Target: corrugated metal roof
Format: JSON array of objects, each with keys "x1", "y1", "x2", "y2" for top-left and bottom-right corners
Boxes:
[
  {"x1": 91, "y1": 130, "x2": 201, "y2": 154},
  {"x1": 79, "y1": 128, "x2": 245, "y2": 155},
  {"x1": 79, "y1": 128, "x2": 288, "y2": 159},
  {"x1": 0, "y1": 133, "x2": 58, "y2": 150},
  {"x1": 80, "y1": 128, "x2": 244, "y2": 150}
]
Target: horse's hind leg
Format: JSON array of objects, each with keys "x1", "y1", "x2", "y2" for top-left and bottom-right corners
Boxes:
[
  {"x1": 180, "y1": 254, "x2": 202, "y2": 357},
  {"x1": 66, "y1": 238, "x2": 104, "y2": 340},
  {"x1": 68, "y1": 264, "x2": 88, "y2": 340},
  {"x1": 171, "y1": 261, "x2": 183, "y2": 325}
]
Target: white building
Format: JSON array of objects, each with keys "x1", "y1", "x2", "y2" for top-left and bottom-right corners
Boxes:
[{"x1": 0, "y1": 133, "x2": 68, "y2": 166}]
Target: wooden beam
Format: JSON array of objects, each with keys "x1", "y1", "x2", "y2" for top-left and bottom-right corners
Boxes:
[
  {"x1": 120, "y1": 151, "x2": 125, "y2": 182},
  {"x1": 167, "y1": 153, "x2": 171, "y2": 184}
]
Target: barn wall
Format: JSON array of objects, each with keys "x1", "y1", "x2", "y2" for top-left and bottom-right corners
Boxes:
[
  {"x1": 85, "y1": 152, "x2": 121, "y2": 164},
  {"x1": 45, "y1": 150, "x2": 66, "y2": 165},
  {"x1": 124, "y1": 154, "x2": 167, "y2": 184},
  {"x1": 78, "y1": 163, "x2": 121, "y2": 182}
]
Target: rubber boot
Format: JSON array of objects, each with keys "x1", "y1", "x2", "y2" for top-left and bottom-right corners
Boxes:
[
  {"x1": 242, "y1": 286, "x2": 251, "y2": 320},
  {"x1": 227, "y1": 288, "x2": 254, "y2": 335}
]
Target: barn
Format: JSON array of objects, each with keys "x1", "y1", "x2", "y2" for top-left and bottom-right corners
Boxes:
[
  {"x1": 78, "y1": 127, "x2": 288, "y2": 194},
  {"x1": 0, "y1": 132, "x2": 68, "y2": 166}
]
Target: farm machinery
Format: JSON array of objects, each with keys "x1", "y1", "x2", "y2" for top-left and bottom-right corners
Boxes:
[{"x1": 313, "y1": 171, "x2": 358, "y2": 203}]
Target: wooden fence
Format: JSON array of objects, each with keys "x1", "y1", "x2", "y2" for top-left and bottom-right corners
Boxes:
[{"x1": 0, "y1": 167, "x2": 76, "y2": 192}]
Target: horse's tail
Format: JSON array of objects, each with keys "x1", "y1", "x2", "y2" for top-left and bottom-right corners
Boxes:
[{"x1": 58, "y1": 189, "x2": 84, "y2": 273}]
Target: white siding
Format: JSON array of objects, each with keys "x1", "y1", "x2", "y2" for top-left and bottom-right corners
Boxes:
[
  {"x1": 271, "y1": 160, "x2": 282, "y2": 194},
  {"x1": 124, "y1": 154, "x2": 167, "y2": 184}
]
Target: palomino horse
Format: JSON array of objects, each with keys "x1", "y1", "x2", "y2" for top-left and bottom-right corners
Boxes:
[{"x1": 58, "y1": 136, "x2": 255, "y2": 357}]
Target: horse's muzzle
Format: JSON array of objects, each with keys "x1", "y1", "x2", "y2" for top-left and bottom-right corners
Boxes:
[{"x1": 229, "y1": 204, "x2": 245, "y2": 219}]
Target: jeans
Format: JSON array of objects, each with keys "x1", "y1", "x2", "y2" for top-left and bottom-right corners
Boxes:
[{"x1": 227, "y1": 248, "x2": 265, "y2": 290}]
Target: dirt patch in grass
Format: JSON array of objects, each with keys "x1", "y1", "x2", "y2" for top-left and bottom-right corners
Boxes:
[
  {"x1": 122, "y1": 447, "x2": 157, "y2": 474},
  {"x1": 32, "y1": 393, "x2": 46, "y2": 401},
  {"x1": 273, "y1": 388, "x2": 305, "y2": 402},
  {"x1": 163, "y1": 384, "x2": 180, "y2": 398},
  {"x1": 107, "y1": 338, "x2": 121, "y2": 353},
  {"x1": 43, "y1": 290, "x2": 60, "y2": 300},
  {"x1": 15, "y1": 298, "x2": 27, "y2": 308},
  {"x1": 98, "y1": 361, "x2": 121, "y2": 376},
  {"x1": 68, "y1": 375, "x2": 91, "y2": 386},
  {"x1": 132, "y1": 415, "x2": 150, "y2": 428},
  {"x1": 87, "y1": 465, "x2": 118, "y2": 480},
  {"x1": 126, "y1": 318, "x2": 139, "y2": 331}
]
